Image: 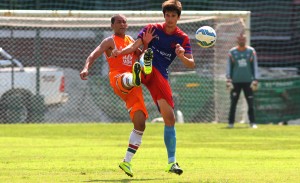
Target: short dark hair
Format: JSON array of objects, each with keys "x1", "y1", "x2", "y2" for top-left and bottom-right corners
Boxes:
[{"x1": 162, "y1": 0, "x2": 182, "y2": 17}]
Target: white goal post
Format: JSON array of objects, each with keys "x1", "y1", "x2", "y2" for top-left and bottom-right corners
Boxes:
[{"x1": 0, "y1": 10, "x2": 250, "y2": 40}]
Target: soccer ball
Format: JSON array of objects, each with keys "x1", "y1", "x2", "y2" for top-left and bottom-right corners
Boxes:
[{"x1": 195, "y1": 26, "x2": 217, "y2": 48}]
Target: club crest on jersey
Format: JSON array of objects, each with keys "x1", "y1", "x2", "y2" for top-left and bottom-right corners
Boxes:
[
  {"x1": 238, "y1": 58, "x2": 247, "y2": 67},
  {"x1": 122, "y1": 54, "x2": 133, "y2": 66}
]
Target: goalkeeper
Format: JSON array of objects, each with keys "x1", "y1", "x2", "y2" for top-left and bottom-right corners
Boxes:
[{"x1": 226, "y1": 33, "x2": 259, "y2": 128}]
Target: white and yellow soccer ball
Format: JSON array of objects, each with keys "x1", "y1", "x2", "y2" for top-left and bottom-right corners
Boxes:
[{"x1": 195, "y1": 26, "x2": 217, "y2": 48}]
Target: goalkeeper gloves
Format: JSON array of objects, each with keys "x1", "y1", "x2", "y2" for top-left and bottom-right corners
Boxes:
[
  {"x1": 226, "y1": 79, "x2": 234, "y2": 91},
  {"x1": 250, "y1": 80, "x2": 258, "y2": 91}
]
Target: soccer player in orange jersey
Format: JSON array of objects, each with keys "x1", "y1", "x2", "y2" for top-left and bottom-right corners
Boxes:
[{"x1": 80, "y1": 14, "x2": 153, "y2": 177}]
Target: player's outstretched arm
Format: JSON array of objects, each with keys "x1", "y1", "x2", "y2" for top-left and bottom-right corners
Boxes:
[
  {"x1": 80, "y1": 37, "x2": 112, "y2": 80},
  {"x1": 112, "y1": 39, "x2": 143, "y2": 58},
  {"x1": 141, "y1": 25, "x2": 157, "y2": 52},
  {"x1": 175, "y1": 44, "x2": 195, "y2": 68},
  {"x1": 112, "y1": 26, "x2": 156, "y2": 57}
]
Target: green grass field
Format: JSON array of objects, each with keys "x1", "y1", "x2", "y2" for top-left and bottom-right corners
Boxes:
[{"x1": 0, "y1": 123, "x2": 300, "y2": 183}]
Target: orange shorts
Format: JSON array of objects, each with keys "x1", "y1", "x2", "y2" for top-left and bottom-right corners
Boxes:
[{"x1": 109, "y1": 71, "x2": 148, "y2": 121}]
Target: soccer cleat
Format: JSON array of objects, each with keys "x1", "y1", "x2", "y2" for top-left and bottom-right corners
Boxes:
[
  {"x1": 143, "y1": 48, "x2": 153, "y2": 75},
  {"x1": 119, "y1": 162, "x2": 133, "y2": 177},
  {"x1": 165, "y1": 162, "x2": 183, "y2": 175},
  {"x1": 132, "y1": 61, "x2": 141, "y2": 86},
  {"x1": 250, "y1": 123, "x2": 258, "y2": 129}
]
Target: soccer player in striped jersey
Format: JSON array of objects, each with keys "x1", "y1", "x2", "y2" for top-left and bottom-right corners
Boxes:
[
  {"x1": 113, "y1": 0, "x2": 195, "y2": 175},
  {"x1": 80, "y1": 14, "x2": 153, "y2": 177},
  {"x1": 226, "y1": 33, "x2": 259, "y2": 129}
]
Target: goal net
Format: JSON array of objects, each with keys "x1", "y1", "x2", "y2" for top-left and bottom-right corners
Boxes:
[{"x1": 0, "y1": 10, "x2": 250, "y2": 123}]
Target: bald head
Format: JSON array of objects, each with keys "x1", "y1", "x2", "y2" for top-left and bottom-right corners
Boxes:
[
  {"x1": 110, "y1": 14, "x2": 128, "y2": 37},
  {"x1": 111, "y1": 14, "x2": 127, "y2": 24}
]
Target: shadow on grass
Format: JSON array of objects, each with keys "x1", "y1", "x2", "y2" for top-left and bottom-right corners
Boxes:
[{"x1": 83, "y1": 178, "x2": 168, "y2": 182}]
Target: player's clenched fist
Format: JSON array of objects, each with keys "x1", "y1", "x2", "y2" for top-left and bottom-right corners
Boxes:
[
  {"x1": 80, "y1": 68, "x2": 89, "y2": 80},
  {"x1": 175, "y1": 44, "x2": 185, "y2": 57}
]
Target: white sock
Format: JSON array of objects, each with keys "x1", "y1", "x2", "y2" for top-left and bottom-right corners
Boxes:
[{"x1": 124, "y1": 129, "x2": 143, "y2": 162}]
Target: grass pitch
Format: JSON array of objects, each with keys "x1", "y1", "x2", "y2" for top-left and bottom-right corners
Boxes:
[{"x1": 0, "y1": 123, "x2": 299, "y2": 183}]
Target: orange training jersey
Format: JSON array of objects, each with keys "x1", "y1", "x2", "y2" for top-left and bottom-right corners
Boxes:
[{"x1": 105, "y1": 34, "x2": 137, "y2": 73}]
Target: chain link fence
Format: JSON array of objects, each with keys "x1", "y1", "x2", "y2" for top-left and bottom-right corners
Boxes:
[{"x1": 0, "y1": 11, "x2": 250, "y2": 123}]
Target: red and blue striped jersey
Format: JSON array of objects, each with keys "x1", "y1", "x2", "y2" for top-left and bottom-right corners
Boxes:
[{"x1": 138, "y1": 23, "x2": 192, "y2": 79}]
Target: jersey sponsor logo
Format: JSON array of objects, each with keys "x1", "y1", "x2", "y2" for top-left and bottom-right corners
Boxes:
[
  {"x1": 122, "y1": 54, "x2": 133, "y2": 66},
  {"x1": 238, "y1": 58, "x2": 247, "y2": 67},
  {"x1": 159, "y1": 50, "x2": 172, "y2": 60},
  {"x1": 152, "y1": 45, "x2": 172, "y2": 61}
]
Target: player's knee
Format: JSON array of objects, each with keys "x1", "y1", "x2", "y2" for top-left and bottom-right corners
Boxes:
[
  {"x1": 134, "y1": 122, "x2": 146, "y2": 131},
  {"x1": 163, "y1": 115, "x2": 176, "y2": 126},
  {"x1": 132, "y1": 110, "x2": 146, "y2": 130}
]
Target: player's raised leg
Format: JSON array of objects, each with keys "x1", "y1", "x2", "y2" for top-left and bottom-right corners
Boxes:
[
  {"x1": 132, "y1": 61, "x2": 142, "y2": 86},
  {"x1": 142, "y1": 48, "x2": 153, "y2": 75}
]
